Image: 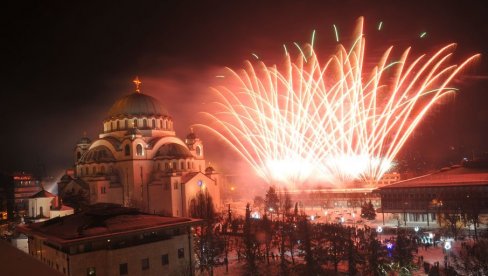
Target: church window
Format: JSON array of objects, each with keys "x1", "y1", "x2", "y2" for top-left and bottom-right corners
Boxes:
[
  {"x1": 157, "y1": 163, "x2": 161, "y2": 170},
  {"x1": 124, "y1": 145, "x2": 130, "y2": 156},
  {"x1": 163, "y1": 120, "x2": 167, "y2": 129},
  {"x1": 181, "y1": 162, "x2": 185, "y2": 170},
  {"x1": 112, "y1": 121, "x2": 116, "y2": 130},
  {"x1": 174, "y1": 182, "x2": 178, "y2": 190},
  {"x1": 85, "y1": 167, "x2": 89, "y2": 175},
  {"x1": 123, "y1": 120, "x2": 127, "y2": 129},
  {"x1": 196, "y1": 146, "x2": 201, "y2": 156},
  {"x1": 134, "y1": 119, "x2": 138, "y2": 128},
  {"x1": 77, "y1": 152, "x2": 81, "y2": 161},
  {"x1": 187, "y1": 161, "x2": 190, "y2": 170},
  {"x1": 136, "y1": 144, "x2": 144, "y2": 156},
  {"x1": 159, "y1": 120, "x2": 162, "y2": 129},
  {"x1": 116, "y1": 120, "x2": 120, "y2": 130},
  {"x1": 143, "y1": 119, "x2": 147, "y2": 128},
  {"x1": 165, "y1": 162, "x2": 170, "y2": 170}
]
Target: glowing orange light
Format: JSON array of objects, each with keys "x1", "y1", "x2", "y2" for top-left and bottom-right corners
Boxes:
[{"x1": 197, "y1": 17, "x2": 479, "y2": 187}]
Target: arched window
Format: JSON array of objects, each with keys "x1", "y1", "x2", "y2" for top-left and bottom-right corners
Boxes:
[
  {"x1": 165, "y1": 162, "x2": 170, "y2": 170},
  {"x1": 143, "y1": 119, "x2": 147, "y2": 128},
  {"x1": 116, "y1": 120, "x2": 120, "y2": 130},
  {"x1": 136, "y1": 144, "x2": 144, "y2": 156},
  {"x1": 124, "y1": 145, "x2": 130, "y2": 156},
  {"x1": 163, "y1": 120, "x2": 167, "y2": 129},
  {"x1": 76, "y1": 152, "x2": 81, "y2": 161},
  {"x1": 159, "y1": 120, "x2": 163, "y2": 129},
  {"x1": 152, "y1": 119, "x2": 156, "y2": 129},
  {"x1": 196, "y1": 146, "x2": 201, "y2": 156},
  {"x1": 187, "y1": 161, "x2": 190, "y2": 170},
  {"x1": 123, "y1": 120, "x2": 127, "y2": 129},
  {"x1": 112, "y1": 121, "x2": 116, "y2": 130},
  {"x1": 181, "y1": 161, "x2": 185, "y2": 170},
  {"x1": 133, "y1": 119, "x2": 138, "y2": 128}
]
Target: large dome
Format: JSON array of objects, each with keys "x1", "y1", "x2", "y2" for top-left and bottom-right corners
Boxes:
[{"x1": 107, "y1": 92, "x2": 168, "y2": 119}]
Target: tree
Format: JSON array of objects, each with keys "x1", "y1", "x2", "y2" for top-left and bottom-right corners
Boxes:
[
  {"x1": 452, "y1": 238, "x2": 488, "y2": 274},
  {"x1": 189, "y1": 190, "x2": 224, "y2": 276},
  {"x1": 265, "y1": 186, "x2": 280, "y2": 216},
  {"x1": 243, "y1": 203, "x2": 258, "y2": 274},
  {"x1": 361, "y1": 201, "x2": 376, "y2": 220}
]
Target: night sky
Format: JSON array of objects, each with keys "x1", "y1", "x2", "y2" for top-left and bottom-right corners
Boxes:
[{"x1": 2, "y1": 1, "x2": 488, "y2": 180}]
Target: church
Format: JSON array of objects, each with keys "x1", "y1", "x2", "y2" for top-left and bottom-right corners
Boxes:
[{"x1": 58, "y1": 78, "x2": 221, "y2": 217}]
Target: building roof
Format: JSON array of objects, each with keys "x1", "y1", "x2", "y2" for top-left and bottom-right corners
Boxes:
[
  {"x1": 154, "y1": 143, "x2": 193, "y2": 159},
  {"x1": 107, "y1": 92, "x2": 168, "y2": 119},
  {"x1": 30, "y1": 189, "x2": 56, "y2": 198},
  {"x1": 0, "y1": 241, "x2": 63, "y2": 276},
  {"x1": 377, "y1": 163, "x2": 488, "y2": 190},
  {"x1": 18, "y1": 203, "x2": 200, "y2": 245}
]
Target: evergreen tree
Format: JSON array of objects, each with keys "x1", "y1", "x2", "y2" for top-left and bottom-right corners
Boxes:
[{"x1": 265, "y1": 186, "x2": 280, "y2": 217}]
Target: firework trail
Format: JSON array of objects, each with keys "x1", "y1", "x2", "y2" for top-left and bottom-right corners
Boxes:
[{"x1": 196, "y1": 17, "x2": 479, "y2": 187}]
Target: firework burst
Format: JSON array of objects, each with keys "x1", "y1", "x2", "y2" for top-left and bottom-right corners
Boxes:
[{"x1": 196, "y1": 17, "x2": 479, "y2": 186}]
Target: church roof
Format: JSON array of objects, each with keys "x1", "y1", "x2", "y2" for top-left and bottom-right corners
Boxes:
[
  {"x1": 154, "y1": 143, "x2": 193, "y2": 159},
  {"x1": 30, "y1": 189, "x2": 56, "y2": 198},
  {"x1": 107, "y1": 92, "x2": 168, "y2": 119},
  {"x1": 79, "y1": 145, "x2": 116, "y2": 164}
]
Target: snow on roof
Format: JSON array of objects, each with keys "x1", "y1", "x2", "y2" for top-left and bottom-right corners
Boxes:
[
  {"x1": 378, "y1": 164, "x2": 488, "y2": 189},
  {"x1": 18, "y1": 203, "x2": 200, "y2": 245}
]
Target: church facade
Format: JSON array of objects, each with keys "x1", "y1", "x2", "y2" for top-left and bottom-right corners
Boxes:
[{"x1": 58, "y1": 79, "x2": 221, "y2": 217}]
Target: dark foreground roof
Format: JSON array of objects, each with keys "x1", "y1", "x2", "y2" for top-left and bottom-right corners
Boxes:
[
  {"x1": 18, "y1": 203, "x2": 200, "y2": 245},
  {"x1": 378, "y1": 163, "x2": 488, "y2": 190},
  {"x1": 0, "y1": 241, "x2": 62, "y2": 276}
]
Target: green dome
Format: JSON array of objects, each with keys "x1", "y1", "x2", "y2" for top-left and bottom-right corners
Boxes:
[{"x1": 107, "y1": 92, "x2": 168, "y2": 119}]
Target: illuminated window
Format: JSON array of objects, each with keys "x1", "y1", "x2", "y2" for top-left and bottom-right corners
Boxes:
[
  {"x1": 136, "y1": 144, "x2": 144, "y2": 156},
  {"x1": 124, "y1": 145, "x2": 130, "y2": 156}
]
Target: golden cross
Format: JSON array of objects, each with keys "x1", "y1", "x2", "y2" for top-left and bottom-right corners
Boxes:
[{"x1": 133, "y1": 76, "x2": 142, "y2": 93}]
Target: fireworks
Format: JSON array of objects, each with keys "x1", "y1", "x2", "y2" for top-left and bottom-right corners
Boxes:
[{"x1": 196, "y1": 17, "x2": 479, "y2": 186}]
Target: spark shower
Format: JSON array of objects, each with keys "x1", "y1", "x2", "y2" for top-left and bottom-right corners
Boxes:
[{"x1": 197, "y1": 17, "x2": 479, "y2": 187}]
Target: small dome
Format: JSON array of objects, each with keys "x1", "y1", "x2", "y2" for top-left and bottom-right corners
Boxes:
[
  {"x1": 155, "y1": 143, "x2": 193, "y2": 159},
  {"x1": 107, "y1": 92, "x2": 168, "y2": 119},
  {"x1": 78, "y1": 136, "x2": 91, "y2": 145},
  {"x1": 205, "y1": 166, "x2": 215, "y2": 174},
  {"x1": 79, "y1": 146, "x2": 116, "y2": 163},
  {"x1": 186, "y1": 132, "x2": 197, "y2": 140}
]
